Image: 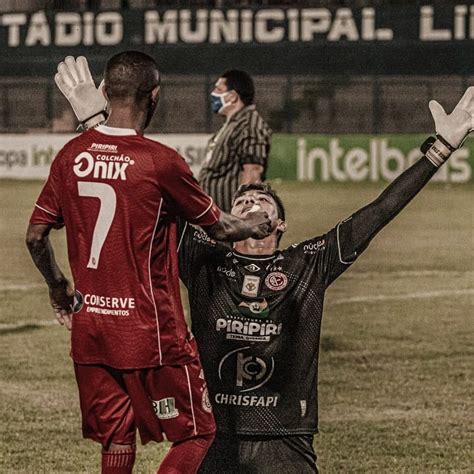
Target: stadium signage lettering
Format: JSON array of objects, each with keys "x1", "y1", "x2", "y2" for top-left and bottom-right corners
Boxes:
[
  {"x1": 297, "y1": 138, "x2": 471, "y2": 183},
  {"x1": 1, "y1": 6, "x2": 473, "y2": 47},
  {"x1": 0, "y1": 11, "x2": 122, "y2": 47},
  {"x1": 214, "y1": 393, "x2": 278, "y2": 407},
  {"x1": 0, "y1": 149, "x2": 27, "y2": 168}
]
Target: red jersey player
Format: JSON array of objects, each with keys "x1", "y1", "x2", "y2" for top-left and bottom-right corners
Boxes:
[{"x1": 26, "y1": 52, "x2": 272, "y2": 474}]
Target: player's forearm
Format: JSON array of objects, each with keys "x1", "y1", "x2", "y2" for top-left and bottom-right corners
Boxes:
[
  {"x1": 204, "y1": 213, "x2": 253, "y2": 242},
  {"x1": 204, "y1": 212, "x2": 270, "y2": 242},
  {"x1": 26, "y1": 225, "x2": 68, "y2": 289},
  {"x1": 347, "y1": 156, "x2": 438, "y2": 257}
]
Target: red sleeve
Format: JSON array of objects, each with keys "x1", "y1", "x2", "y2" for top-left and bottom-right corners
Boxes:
[
  {"x1": 30, "y1": 154, "x2": 64, "y2": 229},
  {"x1": 159, "y1": 150, "x2": 221, "y2": 226}
]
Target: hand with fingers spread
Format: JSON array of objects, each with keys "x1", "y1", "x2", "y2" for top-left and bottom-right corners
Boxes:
[
  {"x1": 423, "y1": 87, "x2": 474, "y2": 168},
  {"x1": 55, "y1": 56, "x2": 108, "y2": 130},
  {"x1": 429, "y1": 86, "x2": 474, "y2": 149},
  {"x1": 49, "y1": 280, "x2": 75, "y2": 331}
]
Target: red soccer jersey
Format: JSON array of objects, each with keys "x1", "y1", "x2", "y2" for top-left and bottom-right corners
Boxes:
[{"x1": 30, "y1": 125, "x2": 220, "y2": 368}]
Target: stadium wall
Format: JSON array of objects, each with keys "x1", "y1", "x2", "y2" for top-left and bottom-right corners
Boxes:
[{"x1": 1, "y1": 133, "x2": 472, "y2": 183}]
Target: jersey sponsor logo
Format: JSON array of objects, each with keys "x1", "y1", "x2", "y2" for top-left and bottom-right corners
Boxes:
[
  {"x1": 241, "y1": 275, "x2": 260, "y2": 297},
  {"x1": 73, "y1": 151, "x2": 134, "y2": 180},
  {"x1": 218, "y1": 347, "x2": 275, "y2": 393},
  {"x1": 214, "y1": 393, "x2": 278, "y2": 408},
  {"x1": 88, "y1": 143, "x2": 118, "y2": 153},
  {"x1": 192, "y1": 229, "x2": 216, "y2": 246},
  {"x1": 82, "y1": 293, "x2": 135, "y2": 316},
  {"x1": 217, "y1": 266, "x2": 236, "y2": 279},
  {"x1": 303, "y1": 239, "x2": 326, "y2": 254},
  {"x1": 152, "y1": 398, "x2": 179, "y2": 420},
  {"x1": 73, "y1": 290, "x2": 84, "y2": 313},
  {"x1": 238, "y1": 299, "x2": 269, "y2": 319},
  {"x1": 244, "y1": 264, "x2": 261, "y2": 272},
  {"x1": 216, "y1": 317, "x2": 282, "y2": 342},
  {"x1": 264, "y1": 272, "x2": 288, "y2": 291}
]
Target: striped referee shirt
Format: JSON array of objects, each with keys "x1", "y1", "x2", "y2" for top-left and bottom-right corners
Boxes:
[{"x1": 199, "y1": 105, "x2": 272, "y2": 212}]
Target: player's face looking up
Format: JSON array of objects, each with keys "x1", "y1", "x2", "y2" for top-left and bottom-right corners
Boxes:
[
  {"x1": 231, "y1": 191, "x2": 276, "y2": 219},
  {"x1": 231, "y1": 190, "x2": 287, "y2": 245}
]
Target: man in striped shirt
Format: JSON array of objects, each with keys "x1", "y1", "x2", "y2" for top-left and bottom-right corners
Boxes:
[{"x1": 199, "y1": 70, "x2": 272, "y2": 212}]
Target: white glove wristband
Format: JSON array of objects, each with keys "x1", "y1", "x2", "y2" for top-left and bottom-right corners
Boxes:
[
  {"x1": 80, "y1": 111, "x2": 108, "y2": 130},
  {"x1": 425, "y1": 138, "x2": 452, "y2": 168}
]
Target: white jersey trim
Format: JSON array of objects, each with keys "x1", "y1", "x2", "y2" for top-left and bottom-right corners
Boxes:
[
  {"x1": 336, "y1": 219, "x2": 354, "y2": 265},
  {"x1": 96, "y1": 125, "x2": 138, "y2": 136},
  {"x1": 232, "y1": 252, "x2": 276, "y2": 261},
  {"x1": 193, "y1": 198, "x2": 214, "y2": 220},
  {"x1": 177, "y1": 221, "x2": 189, "y2": 253},
  {"x1": 148, "y1": 198, "x2": 163, "y2": 364},
  {"x1": 35, "y1": 203, "x2": 61, "y2": 218}
]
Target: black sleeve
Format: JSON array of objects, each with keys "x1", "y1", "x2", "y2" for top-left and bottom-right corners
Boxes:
[
  {"x1": 338, "y1": 156, "x2": 438, "y2": 264},
  {"x1": 177, "y1": 217, "x2": 218, "y2": 288}
]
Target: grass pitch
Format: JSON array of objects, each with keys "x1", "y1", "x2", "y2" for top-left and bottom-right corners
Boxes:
[{"x1": 1, "y1": 179, "x2": 473, "y2": 473}]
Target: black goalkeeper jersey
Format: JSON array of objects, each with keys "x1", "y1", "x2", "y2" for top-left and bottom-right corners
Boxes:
[
  {"x1": 178, "y1": 218, "x2": 358, "y2": 436},
  {"x1": 179, "y1": 156, "x2": 439, "y2": 436}
]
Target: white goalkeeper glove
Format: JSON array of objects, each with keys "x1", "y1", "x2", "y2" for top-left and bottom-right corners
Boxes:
[
  {"x1": 423, "y1": 87, "x2": 474, "y2": 167},
  {"x1": 55, "y1": 56, "x2": 108, "y2": 130}
]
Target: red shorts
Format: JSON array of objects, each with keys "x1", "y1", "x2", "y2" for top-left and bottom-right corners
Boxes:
[{"x1": 74, "y1": 359, "x2": 215, "y2": 448}]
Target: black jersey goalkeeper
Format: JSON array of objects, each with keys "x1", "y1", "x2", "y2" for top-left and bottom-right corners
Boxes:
[{"x1": 177, "y1": 89, "x2": 474, "y2": 473}]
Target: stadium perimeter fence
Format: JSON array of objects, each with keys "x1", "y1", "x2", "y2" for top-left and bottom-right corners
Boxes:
[{"x1": 1, "y1": 74, "x2": 473, "y2": 135}]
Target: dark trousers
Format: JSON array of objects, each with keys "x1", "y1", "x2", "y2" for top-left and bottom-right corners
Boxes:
[{"x1": 198, "y1": 433, "x2": 318, "y2": 474}]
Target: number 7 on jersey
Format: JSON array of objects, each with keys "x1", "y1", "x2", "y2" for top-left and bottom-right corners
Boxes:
[{"x1": 78, "y1": 181, "x2": 117, "y2": 269}]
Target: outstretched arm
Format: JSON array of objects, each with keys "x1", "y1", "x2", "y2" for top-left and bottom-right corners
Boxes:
[
  {"x1": 26, "y1": 223, "x2": 74, "y2": 329},
  {"x1": 339, "y1": 87, "x2": 474, "y2": 262}
]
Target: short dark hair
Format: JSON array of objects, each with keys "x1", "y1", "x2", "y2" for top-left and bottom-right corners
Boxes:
[
  {"x1": 104, "y1": 51, "x2": 160, "y2": 102},
  {"x1": 221, "y1": 70, "x2": 255, "y2": 106},
  {"x1": 233, "y1": 183, "x2": 286, "y2": 244}
]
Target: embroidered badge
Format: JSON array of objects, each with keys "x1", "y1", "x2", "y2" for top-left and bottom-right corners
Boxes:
[
  {"x1": 265, "y1": 272, "x2": 288, "y2": 291},
  {"x1": 241, "y1": 275, "x2": 260, "y2": 297},
  {"x1": 244, "y1": 264, "x2": 261, "y2": 272}
]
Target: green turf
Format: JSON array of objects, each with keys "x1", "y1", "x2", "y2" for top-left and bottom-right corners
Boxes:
[{"x1": 1, "y1": 179, "x2": 473, "y2": 472}]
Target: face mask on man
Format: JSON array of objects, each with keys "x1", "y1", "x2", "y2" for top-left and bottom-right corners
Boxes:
[{"x1": 210, "y1": 91, "x2": 233, "y2": 114}]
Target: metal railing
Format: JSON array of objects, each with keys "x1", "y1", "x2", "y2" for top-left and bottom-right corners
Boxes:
[{"x1": 0, "y1": 74, "x2": 472, "y2": 134}]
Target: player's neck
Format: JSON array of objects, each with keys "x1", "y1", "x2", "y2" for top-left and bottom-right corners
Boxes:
[
  {"x1": 106, "y1": 107, "x2": 147, "y2": 134},
  {"x1": 233, "y1": 235, "x2": 278, "y2": 256}
]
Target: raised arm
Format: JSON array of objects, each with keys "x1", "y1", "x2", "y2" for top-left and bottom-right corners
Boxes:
[
  {"x1": 339, "y1": 87, "x2": 474, "y2": 262},
  {"x1": 26, "y1": 223, "x2": 74, "y2": 329}
]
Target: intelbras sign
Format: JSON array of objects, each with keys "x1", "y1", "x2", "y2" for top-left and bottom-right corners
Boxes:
[
  {"x1": 0, "y1": 134, "x2": 471, "y2": 183},
  {"x1": 1, "y1": 5, "x2": 473, "y2": 47},
  {"x1": 294, "y1": 137, "x2": 471, "y2": 183},
  {"x1": 268, "y1": 135, "x2": 472, "y2": 183}
]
